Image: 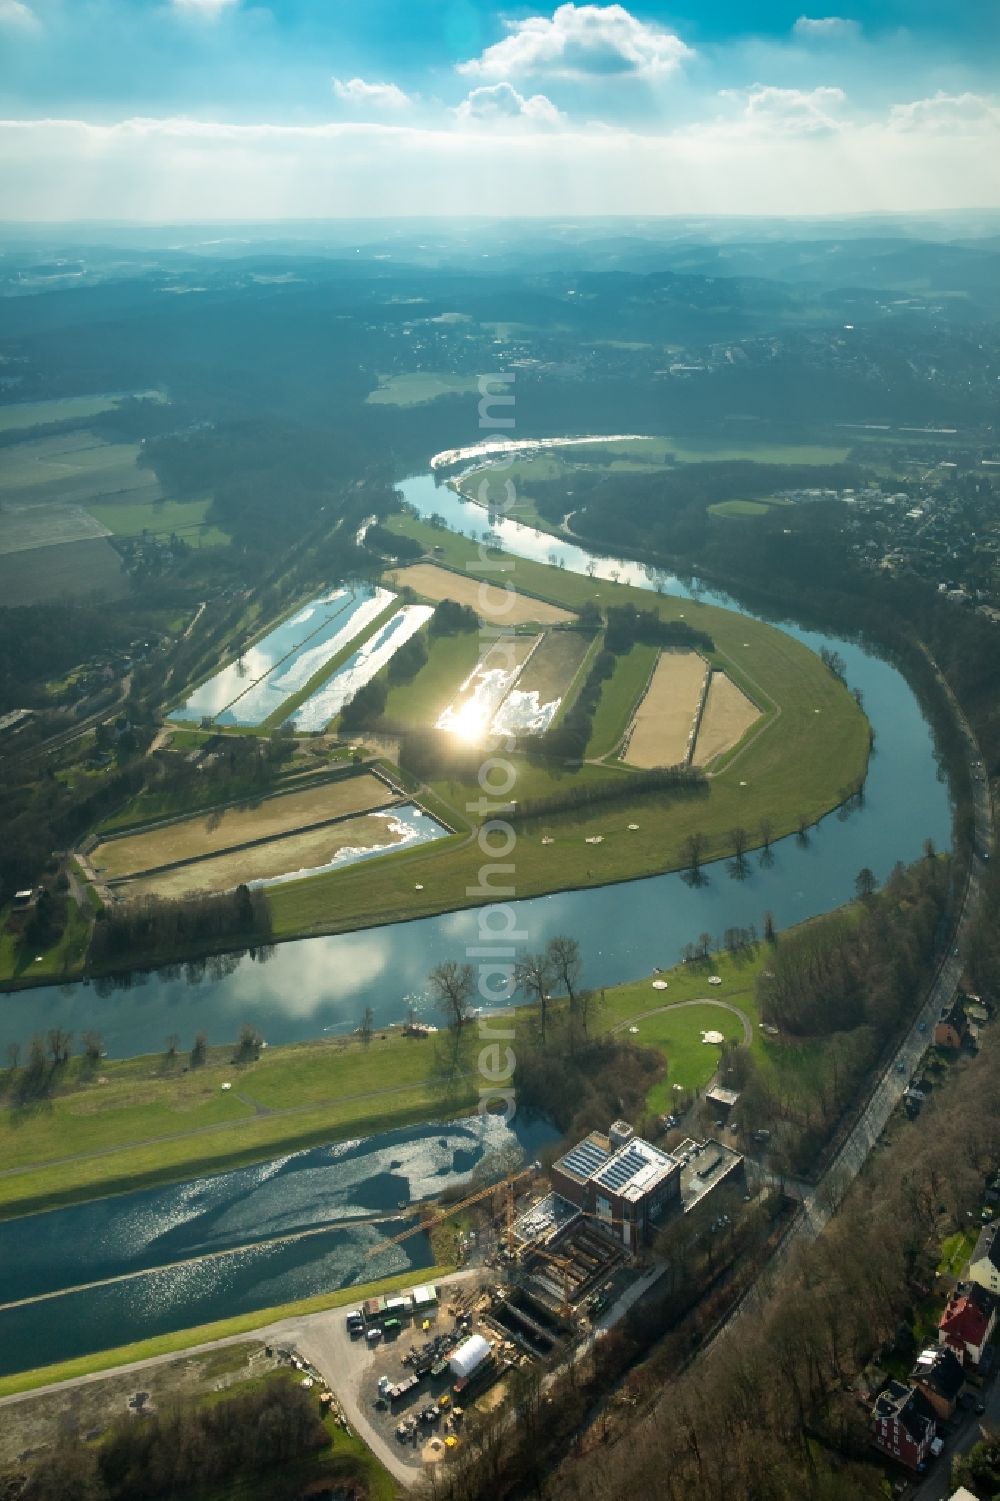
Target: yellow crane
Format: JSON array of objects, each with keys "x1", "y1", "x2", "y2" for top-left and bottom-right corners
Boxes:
[{"x1": 365, "y1": 1165, "x2": 537, "y2": 1261}]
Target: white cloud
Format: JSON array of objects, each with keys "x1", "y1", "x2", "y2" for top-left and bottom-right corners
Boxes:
[
  {"x1": 457, "y1": 3, "x2": 693, "y2": 81},
  {"x1": 888, "y1": 91, "x2": 1000, "y2": 134},
  {"x1": 454, "y1": 82, "x2": 562, "y2": 125},
  {"x1": 793, "y1": 16, "x2": 861, "y2": 40},
  {"x1": 0, "y1": 0, "x2": 39, "y2": 28},
  {"x1": 332, "y1": 77, "x2": 413, "y2": 111},
  {"x1": 1, "y1": 107, "x2": 998, "y2": 220},
  {"x1": 171, "y1": 0, "x2": 240, "y2": 17},
  {"x1": 717, "y1": 84, "x2": 847, "y2": 135}
]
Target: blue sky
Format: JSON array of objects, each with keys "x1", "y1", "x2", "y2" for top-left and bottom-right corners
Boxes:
[{"x1": 0, "y1": 1, "x2": 997, "y2": 219}]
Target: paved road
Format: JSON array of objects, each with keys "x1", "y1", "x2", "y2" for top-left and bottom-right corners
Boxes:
[{"x1": 913, "y1": 1378, "x2": 1000, "y2": 1500}]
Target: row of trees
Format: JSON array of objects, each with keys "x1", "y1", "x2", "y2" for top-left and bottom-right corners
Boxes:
[{"x1": 88, "y1": 884, "x2": 272, "y2": 966}]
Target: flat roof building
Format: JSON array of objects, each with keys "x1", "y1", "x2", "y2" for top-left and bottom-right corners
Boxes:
[{"x1": 550, "y1": 1129, "x2": 682, "y2": 1251}]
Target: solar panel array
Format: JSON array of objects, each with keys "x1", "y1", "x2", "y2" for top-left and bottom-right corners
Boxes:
[
  {"x1": 595, "y1": 1143, "x2": 652, "y2": 1192},
  {"x1": 559, "y1": 1137, "x2": 609, "y2": 1180}
]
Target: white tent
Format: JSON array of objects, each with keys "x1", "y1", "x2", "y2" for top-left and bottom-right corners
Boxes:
[{"x1": 449, "y1": 1334, "x2": 491, "y2": 1380}]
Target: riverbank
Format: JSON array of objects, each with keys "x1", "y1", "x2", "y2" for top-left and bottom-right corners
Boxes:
[
  {"x1": 0, "y1": 1266, "x2": 449, "y2": 1401},
  {"x1": 0, "y1": 947, "x2": 769, "y2": 1223}
]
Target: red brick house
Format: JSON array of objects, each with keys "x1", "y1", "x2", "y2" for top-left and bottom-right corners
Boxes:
[
  {"x1": 939, "y1": 1282, "x2": 997, "y2": 1368},
  {"x1": 934, "y1": 998, "x2": 968, "y2": 1050},
  {"x1": 909, "y1": 1346, "x2": 965, "y2": 1419},
  {"x1": 871, "y1": 1381, "x2": 936, "y2": 1470}
]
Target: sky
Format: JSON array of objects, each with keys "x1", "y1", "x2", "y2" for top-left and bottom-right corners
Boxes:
[{"x1": 0, "y1": 0, "x2": 998, "y2": 220}]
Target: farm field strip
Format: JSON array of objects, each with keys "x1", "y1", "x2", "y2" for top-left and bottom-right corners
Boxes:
[
  {"x1": 169, "y1": 586, "x2": 394, "y2": 726},
  {"x1": 291, "y1": 604, "x2": 435, "y2": 731},
  {"x1": 0, "y1": 501, "x2": 111, "y2": 556},
  {"x1": 0, "y1": 434, "x2": 163, "y2": 509},
  {"x1": 122, "y1": 806, "x2": 447, "y2": 898},
  {"x1": 0, "y1": 391, "x2": 163, "y2": 435},
  {"x1": 387, "y1": 562, "x2": 573, "y2": 625},
  {"x1": 89, "y1": 773, "x2": 393, "y2": 881},
  {"x1": 692, "y1": 673, "x2": 762, "y2": 765},
  {"x1": 435, "y1": 634, "x2": 540, "y2": 739},
  {"x1": 623, "y1": 650, "x2": 708, "y2": 768},
  {"x1": 491, "y1": 629, "x2": 591, "y2": 737}
]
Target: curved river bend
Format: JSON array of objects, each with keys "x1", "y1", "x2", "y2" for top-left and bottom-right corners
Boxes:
[
  {"x1": 0, "y1": 448, "x2": 955, "y2": 1378},
  {"x1": 0, "y1": 461, "x2": 951, "y2": 1058}
]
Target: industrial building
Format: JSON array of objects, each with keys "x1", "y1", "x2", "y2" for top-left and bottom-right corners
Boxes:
[{"x1": 549, "y1": 1121, "x2": 682, "y2": 1251}]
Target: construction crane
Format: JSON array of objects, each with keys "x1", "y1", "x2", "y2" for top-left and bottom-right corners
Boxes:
[{"x1": 365, "y1": 1165, "x2": 537, "y2": 1261}]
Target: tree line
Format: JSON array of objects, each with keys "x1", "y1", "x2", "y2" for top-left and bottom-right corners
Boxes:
[{"x1": 89, "y1": 884, "x2": 272, "y2": 967}]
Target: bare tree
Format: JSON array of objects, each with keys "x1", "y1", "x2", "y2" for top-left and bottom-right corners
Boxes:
[
  {"x1": 190, "y1": 1032, "x2": 207, "y2": 1069},
  {"x1": 546, "y1": 935, "x2": 582, "y2": 1012},
  {"x1": 81, "y1": 1030, "x2": 103, "y2": 1064},
  {"x1": 730, "y1": 826, "x2": 749, "y2": 876},
  {"x1": 681, "y1": 830, "x2": 706, "y2": 882},
  {"x1": 428, "y1": 960, "x2": 476, "y2": 1033},
  {"x1": 514, "y1": 951, "x2": 555, "y2": 1041},
  {"x1": 46, "y1": 1027, "x2": 72, "y2": 1068},
  {"x1": 358, "y1": 1005, "x2": 375, "y2": 1049}
]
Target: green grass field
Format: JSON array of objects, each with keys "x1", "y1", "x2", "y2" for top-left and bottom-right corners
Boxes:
[
  {"x1": 709, "y1": 500, "x2": 774, "y2": 519},
  {"x1": 0, "y1": 897, "x2": 90, "y2": 986},
  {"x1": 380, "y1": 628, "x2": 480, "y2": 730},
  {"x1": 0, "y1": 394, "x2": 121, "y2": 433},
  {"x1": 0, "y1": 433, "x2": 162, "y2": 508},
  {"x1": 366, "y1": 372, "x2": 480, "y2": 406},
  {"x1": 88, "y1": 494, "x2": 230, "y2": 548},
  {"x1": 0, "y1": 1029, "x2": 480, "y2": 1219},
  {"x1": 585, "y1": 642, "x2": 658, "y2": 758},
  {"x1": 0, "y1": 536, "x2": 131, "y2": 607}
]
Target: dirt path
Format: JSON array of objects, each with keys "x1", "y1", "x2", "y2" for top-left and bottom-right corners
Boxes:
[{"x1": 608, "y1": 996, "x2": 753, "y2": 1047}]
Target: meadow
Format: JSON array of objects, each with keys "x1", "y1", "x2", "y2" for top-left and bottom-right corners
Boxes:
[
  {"x1": 365, "y1": 371, "x2": 480, "y2": 405},
  {"x1": 88, "y1": 494, "x2": 230, "y2": 547}
]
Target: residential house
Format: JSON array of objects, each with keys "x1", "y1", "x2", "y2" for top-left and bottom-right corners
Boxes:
[
  {"x1": 935, "y1": 998, "x2": 968, "y2": 1050},
  {"x1": 938, "y1": 1281, "x2": 997, "y2": 1368},
  {"x1": 969, "y1": 1222, "x2": 1000, "y2": 1296},
  {"x1": 871, "y1": 1381, "x2": 936, "y2": 1471},
  {"x1": 909, "y1": 1346, "x2": 965, "y2": 1419}
]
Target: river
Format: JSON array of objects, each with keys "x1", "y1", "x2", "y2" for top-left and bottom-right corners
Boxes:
[
  {"x1": 0, "y1": 445, "x2": 955, "y2": 1379},
  {"x1": 0, "y1": 1112, "x2": 556, "y2": 1376},
  {"x1": 0, "y1": 459, "x2": 952, "y2": 1060}
]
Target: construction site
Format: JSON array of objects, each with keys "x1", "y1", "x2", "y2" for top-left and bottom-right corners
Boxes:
[{"x1": 333, "y1": 1118, "x2": 745, "y2": 1469}]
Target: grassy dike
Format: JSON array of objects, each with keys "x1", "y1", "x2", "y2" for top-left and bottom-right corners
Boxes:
[{"x1": 0, "y1": 1267, "x2": 449, "y2": 1401}]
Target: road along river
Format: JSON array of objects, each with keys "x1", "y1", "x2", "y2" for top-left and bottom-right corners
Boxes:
[{"x1": 0, "y1": 453, "x2": 953, "y2": 1059}]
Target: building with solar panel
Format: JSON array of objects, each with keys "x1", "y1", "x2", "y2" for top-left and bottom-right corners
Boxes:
[{"x1": 549, "y1": 1120, "x2": 682, "y2": 1252}]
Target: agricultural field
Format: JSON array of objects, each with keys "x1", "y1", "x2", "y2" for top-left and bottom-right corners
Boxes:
[
  {"x1": 89, "y1": 773, "x2": 395, "y2": 882},
  {"x1": 365, "y1": 371, "x2": 480, "y2": 405},
  {"x1": 388, "y1": 561, "x2": 574, "y2": 625},
  {"x1": 435, "y1": 633, "x2": 540, "y2": 739},
  {"x1": 623, "y1": 650, "x2": 708, "y2": 769},
  {"x1": 0, "y1": 432, "x2": 162, "y2": 509},
  {"x1": 88, "y1": 494, "x2": 230, "y2": 547},
  {"x1": 492, "y1": 628, "x2": 591, "y2": 737},
  {"x1": 0, "y1": 393, "x2": 123, "y2": 434},
  {"x1": 120, "y1": 807, "x2": 442, "y2": 898},
  {"x1": 692, "y1": 672, "x2": 762, "y2": 766},
  {"x1": 0, "y1": 501, "x2": 110, "y2": 556},
  {"x1": 0, "y1": 536, "x2": 130, "y2": 606}
]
